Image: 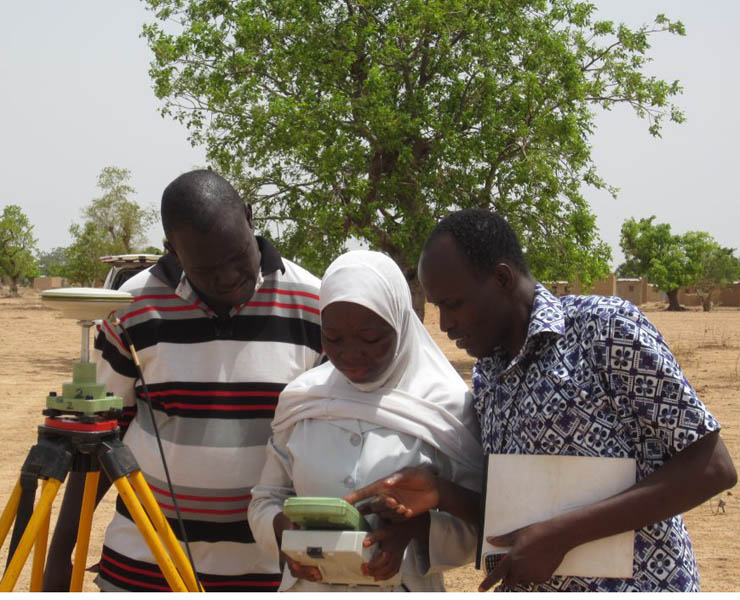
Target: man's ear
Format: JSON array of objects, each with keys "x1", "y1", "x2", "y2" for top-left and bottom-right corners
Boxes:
[
  {"x1": 245, "y1": 203, "x2": 254, "y2": 230},
  {"x1": 492, "y1": 263, "x2": 516, "y2": 291},
  {"x1": 163, "y1": 239, "x2": 180, "y2": 262}
]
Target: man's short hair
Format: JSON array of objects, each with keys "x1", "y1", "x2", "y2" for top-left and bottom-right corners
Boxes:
[
  {"x1": 425, "y1": 209, "x2": 529, "y2": 275},
  {"x1": 161, "y1": 170, "x2": 244, "y2": 239}
]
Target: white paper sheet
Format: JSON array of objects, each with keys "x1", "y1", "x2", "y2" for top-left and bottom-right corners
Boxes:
[{"x1": 481, "y1": 454, "x2": 636, "y2": 578}]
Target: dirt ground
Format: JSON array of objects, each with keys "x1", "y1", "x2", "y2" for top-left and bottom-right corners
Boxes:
[{"x1": 0, "y1": 290, "x2": 738, "y2": 592}]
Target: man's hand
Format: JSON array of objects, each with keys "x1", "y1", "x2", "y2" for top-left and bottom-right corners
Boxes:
[
  {"x1": 361, "y1": 515, "x2": 429, "y2": 582},
  {"x1": 272, "y1": 512, "x2": 322, "y2": 583},
  {"x1": 478, "y1": 521, "x2": 568, "y2": 591},
  {"x1": 344, "y1": 466, "x2": 439, "y2": 520}
]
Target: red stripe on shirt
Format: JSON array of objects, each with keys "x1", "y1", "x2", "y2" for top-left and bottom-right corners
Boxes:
[
  {"x1": 133, "y1": 293, "x2": 180, "y2": 301},
  {"x1": 120, "y1": 303, "x2": 202, "y2": 323},
  {"x1": 148, "y1": 484, "x2": 252, "y2": 503},
  {"x1": 157, "y1": 502, "x2": 247, "y2": 515},
  {"x1": 158, "y1": 402, "x2": 277, "y2": 411},
  {"x1": 103, "y1": 319, "x2": 127, "y2": 353},
  {"x1": 102, "y1": 552, "x2": 165, "y2": 579},
  {"x1": 257, "y1": 288, "x2": 319, "y2": 301},
  {"x1": 246, "y1": 300, "x2": 320, "y2": 315},
  {"x1": 99, "y1": 565, "x2": 171, "y2": 591},
  {"x1": 147, "y1": 389, "x2": 280, "y2": 398}
]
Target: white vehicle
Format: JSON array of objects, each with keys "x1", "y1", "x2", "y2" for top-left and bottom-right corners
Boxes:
[{"x1": 100, "y1": 254, "x2": 161, "y2": 290}]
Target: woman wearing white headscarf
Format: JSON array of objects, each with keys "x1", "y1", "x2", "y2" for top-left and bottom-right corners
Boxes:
[{"x1": 248, "y1": 250, "x2": 482, "y2": 591}]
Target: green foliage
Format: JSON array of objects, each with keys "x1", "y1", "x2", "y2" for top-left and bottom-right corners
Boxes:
[
  {"x1": 0, "y1": 205, "x2": 39, "y2": 295},
  {"x1": 682, "y1": 231, "x2": 740, "y2": 311},
  {"x1": 619, "y1": 216, "x2": 692, "y2": 294},
  {"x1": 64, "y1": 222, "x2": 111, "y2": 286},
  {"x1": 619, "y1": 216, "x2": 739, "y2": 311},
  {"x1": 139, "y1": 245, "x2": 165, "y2": 255},
  {"x1": 83, "y1": 167, "x2": 158, "y2": 253},
  {"x1": 64, "y1": 167, "x2": 159, "y2": 285},
  {"x1": 142, "y1": 0, "x2": 685, "y2": 298},
  {"x1": 36, "y1": 247, "x2": 68, "y2": 277}
]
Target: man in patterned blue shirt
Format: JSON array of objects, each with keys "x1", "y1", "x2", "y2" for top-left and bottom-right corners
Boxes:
[{"x1": 347, "y1": 209, "x2": 736, "y2": 592}]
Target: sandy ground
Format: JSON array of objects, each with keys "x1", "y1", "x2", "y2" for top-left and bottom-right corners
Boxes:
[{"x1": 0, "y1": 290, "x2": 738, "y2": 592}]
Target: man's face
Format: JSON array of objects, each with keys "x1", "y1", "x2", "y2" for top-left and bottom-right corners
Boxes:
[
  {"x1": 168, "y1": 205, "x2": 261, "y2": 312},
  {"x1": 419, "y1": 233, "x2": 512, "y2": 359}
]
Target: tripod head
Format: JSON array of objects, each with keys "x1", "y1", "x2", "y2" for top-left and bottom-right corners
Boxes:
[{"x1": 40, "y1": 288, "x2": 133, "y2": 422}]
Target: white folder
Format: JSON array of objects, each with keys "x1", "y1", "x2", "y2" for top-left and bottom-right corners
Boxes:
[{"x1": 479, "y1": 454, "x2": 636, "y2": 578}]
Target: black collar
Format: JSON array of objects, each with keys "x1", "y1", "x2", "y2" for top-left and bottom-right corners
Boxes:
[
  {"x1": 256, "y1": 235, "x2": 285, "y2": 277},
  {"x1": 150, "y1": 235, "x2": 285, "y2": 289}
]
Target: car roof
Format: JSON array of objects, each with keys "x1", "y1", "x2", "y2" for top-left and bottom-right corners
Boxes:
[{"x1": 99, "y1": 254, "x2": 161, "y2": 266}]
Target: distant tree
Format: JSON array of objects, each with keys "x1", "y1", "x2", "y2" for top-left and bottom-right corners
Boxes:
[
  {"x1": 619, "y1": 217, "x2": 738, "y2": 312},
  {"x1": 142, "y1": 1, "x2": 685, "y2": 317},
  {"x1": 619, "y1": 216, "x2": 697, "y2": 311},
  {"x1": 63, "y1": 222, "x2": 111, "y2": 286},
  {"x1": 682, "y1": 232, "x2": 740, "y2": 311},
  {"x1": 82, "y1": 167, "x2": 158, "y2": 254},
  {"x1": 64, "y1": 167, "x2": 160, "y2": 285},
  {"x1": 37, "y1": 247, "x2": 68, "y2": 277},
  {"x1": 138, "y1": 245, "x2": 164, "y2": 255},
  {"x1": 0, "y1": 205, "x2": 39, "y2": 295}
]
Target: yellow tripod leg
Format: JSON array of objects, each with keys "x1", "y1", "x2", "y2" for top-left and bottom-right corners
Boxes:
[
  {"x1": 0, "y1": 478, "x2": 62, "y2": 592},
  {"x1": 69, "y1": 471, "x2": 100, "y2": 592},
  {"x1": 112, "y1": 475, "x2": 188, "y2": 592},
  {"x1": 128, "y1": 471, "x2": 202, "y2": 592},
  {"x1": 29, "y1": 481, "x2": 52, "y2": 592},
  {"x1": 0, "y1": 480, "x2": 22, "y2": 549}
]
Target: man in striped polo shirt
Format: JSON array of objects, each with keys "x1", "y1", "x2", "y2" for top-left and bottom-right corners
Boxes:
[{"x1": 44, "y1": 170, "x2": 322, "y2": 591}]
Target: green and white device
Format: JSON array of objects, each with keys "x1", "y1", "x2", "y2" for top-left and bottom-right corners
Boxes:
[
  {"x1": 40, "y1": 288, "x2": 133, "y2": 417},
  {"x1": 281, "y1": 497, "x2": 402, "y2": 587},
  {"x1": 283, "y1": 497, "x2": 370, "y2": 532}
]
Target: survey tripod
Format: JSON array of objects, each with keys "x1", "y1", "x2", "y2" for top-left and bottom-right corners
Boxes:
[{"x1": 0, "y1": 289, "x2": 202, "y2": 592}]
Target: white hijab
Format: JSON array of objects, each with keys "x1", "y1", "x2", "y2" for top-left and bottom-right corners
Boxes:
[{"x1": 272, "y1": 250, "x2": 482, "y2": 481}]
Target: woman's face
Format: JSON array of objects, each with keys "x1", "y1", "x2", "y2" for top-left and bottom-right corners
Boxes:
[{"x1": 321, "y1": 301, "x2": 397, "y2": 384}]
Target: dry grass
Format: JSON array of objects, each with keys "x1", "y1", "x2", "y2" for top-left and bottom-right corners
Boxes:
[{"x1": 0, "y1": 292, "x2": 737, "y2": 591}]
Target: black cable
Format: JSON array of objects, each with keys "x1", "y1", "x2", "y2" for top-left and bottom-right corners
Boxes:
[{"x1": 114, "y1": 319, "x2": 203, "y2": 591}]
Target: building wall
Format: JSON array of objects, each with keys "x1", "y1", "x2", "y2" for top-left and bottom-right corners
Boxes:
[
  {"x1": 590, "y1": 274, "x2": 616, "y2": 297},
  {"x1": 677, "y1": 287, "x2": 702, "y2": 307},
  {"x1": 545, "y1": 275, "x2": 736, "y2": 308},
  {"x1": 718, "y1": 283, "x2": 740, "y2": 307},
  {"x1": 32, "y1": 276, "x2": 67, "y2": 291},
  {"x1": 615, "y1": 279, "x2": 643, "y2": 305},
  {"x1": 643, "y1": 280, "x2": 666, "y2": 303}
]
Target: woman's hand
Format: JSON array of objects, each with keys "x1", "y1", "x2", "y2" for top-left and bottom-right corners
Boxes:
[
  {"x1": 283, "y1": 553, "x2": 323, "y2": 583},
  {"x1": 273, "y1": 512, "x2": 323, "y2": 583},
  {"x1": 344, "y1": 466, "x2": 439, "y2": 520},
  {"x1": 361, "y1": 514, "x2": 429, "y2": 581}
]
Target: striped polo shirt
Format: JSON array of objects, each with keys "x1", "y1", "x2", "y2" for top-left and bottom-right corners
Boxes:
[{"x1": 94, "y1": 237, "x2": 321, "y2": 592}]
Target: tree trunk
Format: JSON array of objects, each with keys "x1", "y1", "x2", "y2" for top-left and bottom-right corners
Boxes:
[
  {"x1": 408, "y1": 276, "x2": 426, "y2": 322},
  {"x1": 666, "y1": 289, "x2": 683, "y2": 311},
  {"x1": 702, "y1": 296, "x2": 712, "y2": 312},
  {"x1": 9, "y1": 277, "x2": 19, "y2": 297}
]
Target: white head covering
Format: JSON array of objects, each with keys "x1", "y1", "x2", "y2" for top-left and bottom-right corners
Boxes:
[{"x1": 272, "y1": 250, "x2": 482, "y2": 480}]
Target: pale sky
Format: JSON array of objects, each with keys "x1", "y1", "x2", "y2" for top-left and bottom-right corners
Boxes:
[{"x1": 1, "y1": 1, "x2": 738, "y2": 268}]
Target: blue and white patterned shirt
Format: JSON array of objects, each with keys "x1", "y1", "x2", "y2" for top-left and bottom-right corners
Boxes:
[{"x1": 472, "y1": 284, "x2": 720, "y2": 592}]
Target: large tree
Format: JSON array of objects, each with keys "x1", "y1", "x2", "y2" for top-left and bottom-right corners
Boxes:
[
  {"x1": 82, "y1": 166, "x2": 158, "y2": 254},
  {"x1": 0, "y1": 204, "x2": 39, "y2": 295},
  {"x1": 143, "y1": 0, "x2": 684, "y2": 316}
]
